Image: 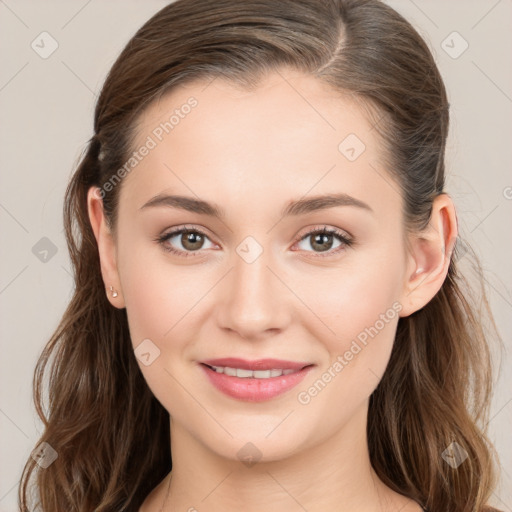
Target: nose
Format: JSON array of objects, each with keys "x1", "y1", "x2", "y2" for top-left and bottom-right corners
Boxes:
[{"x1": 215, "y1": 241, "x2": 291, "y2": 340}]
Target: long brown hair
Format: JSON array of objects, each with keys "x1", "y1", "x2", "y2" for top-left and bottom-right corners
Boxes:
[{"x1": 19, "y1": 0, "x2": 503, "y2": 510}]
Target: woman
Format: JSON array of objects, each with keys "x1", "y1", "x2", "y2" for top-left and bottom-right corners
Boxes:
[{"x1": 19, "y1": 0, "x2": 503, "y2": 510}]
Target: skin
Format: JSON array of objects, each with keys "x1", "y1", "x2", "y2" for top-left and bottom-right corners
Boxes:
[{"x1": 87, "y1": 67, "x2": 457, "y2": 512}]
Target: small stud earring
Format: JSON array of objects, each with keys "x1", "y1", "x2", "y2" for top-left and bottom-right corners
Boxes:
[
  {"x1": 109, "y1": 285, "x2": 118, "y2": 298},
  {"x1": 415, "y1": 267, "x2": 424, "y2": 275}
]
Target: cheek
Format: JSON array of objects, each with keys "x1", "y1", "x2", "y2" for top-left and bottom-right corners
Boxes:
[
  {"x1": 118, "y1": 235, "x2": 204, "y2": 347},
  {"x1": 296, "y1": 246, "x2": 404, "y2": 395},
  {"x1": 119, "y1": 252, "x2": 201, "y2": 404},
  {"x1": 302, "y1": 248, "x2": 404, "y2": 342},
  {"x1": 293, "y1": 263, "x2": 403, "y2": 431}
]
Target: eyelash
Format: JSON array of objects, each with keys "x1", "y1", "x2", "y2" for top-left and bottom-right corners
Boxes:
[{"x1": 154, "y1": 225, "x2": 353, "y2": 259}]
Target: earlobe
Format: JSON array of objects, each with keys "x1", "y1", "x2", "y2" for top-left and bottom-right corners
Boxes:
[
  {"x1": 86, "y1": 187, "x2": 125, "y2": 309},
  {"x1": 399, "y1": 193, "x2": 458, "y2": 317}
]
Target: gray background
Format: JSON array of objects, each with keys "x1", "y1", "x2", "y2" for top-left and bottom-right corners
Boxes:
[{"x1": 0, "y1": 1, "x2": 511, "y2": 510}]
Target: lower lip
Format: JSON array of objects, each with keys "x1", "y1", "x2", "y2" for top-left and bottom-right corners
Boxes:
[{"x1": 199, "y1": 363, "x2": 314, "y2": 402}]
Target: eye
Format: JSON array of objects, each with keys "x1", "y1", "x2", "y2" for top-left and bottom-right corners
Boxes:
[
  {"x1": 154, "y1": 225, "x2": 215, "y2": 258},
  {"x1": 293, "y1": 225, "x2": 353, "y2": 257},
  {"x1": 154, "y1": 224, "x2": 353, "y2": 258}
]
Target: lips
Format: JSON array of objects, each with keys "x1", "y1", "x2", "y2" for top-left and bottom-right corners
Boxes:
[
  {"x1": 199, "y1": 357, "x2": 315, "y2": 402},
  {"x1": 201, "y1": 357, "x2": 312, "y2": 371}
]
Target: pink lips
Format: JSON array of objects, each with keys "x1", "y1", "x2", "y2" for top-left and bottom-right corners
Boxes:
[{"x1": 199, "y1": 357, "x2": 314, "y2": 402}]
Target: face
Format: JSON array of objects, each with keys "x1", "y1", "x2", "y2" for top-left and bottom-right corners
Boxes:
[{"x1": 95, "y1": 68, "x2": 417, "y2": 463}]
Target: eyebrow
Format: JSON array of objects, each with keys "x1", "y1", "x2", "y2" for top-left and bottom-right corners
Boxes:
[{"x1": 139, "y1": 192, "x2": 373, "y2": 219}]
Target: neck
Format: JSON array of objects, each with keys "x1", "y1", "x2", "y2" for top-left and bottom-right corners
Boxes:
[{"x1": 159, "y1": 401, "x2": 416, "y2": 512}]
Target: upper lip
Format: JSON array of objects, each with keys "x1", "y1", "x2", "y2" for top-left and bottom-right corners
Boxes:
[{"x1": 201, "y1": 358, "x2": 313, "y2": 371}]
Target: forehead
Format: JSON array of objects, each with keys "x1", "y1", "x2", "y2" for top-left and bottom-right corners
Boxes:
[
  {"x1": 133, "y1": 69, "x2": 377, "y2": 154},
  {"x1": 119, "y1": 68, "x2": 398, "y2": 219}
]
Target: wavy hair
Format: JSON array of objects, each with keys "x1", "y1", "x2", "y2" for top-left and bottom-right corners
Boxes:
[{"x1": 19, "y1": 0, "x2": 503, "y2": 510}]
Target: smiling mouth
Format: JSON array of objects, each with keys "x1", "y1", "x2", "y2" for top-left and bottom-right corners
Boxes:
[
  {"x1": 199, "y1": 361, "x2": 316, "y2": 402},
  {"x1": 201, "y1": 363, "x2": 312, "y2": 379}
]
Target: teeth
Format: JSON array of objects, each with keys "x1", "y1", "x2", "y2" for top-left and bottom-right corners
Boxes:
[{"x1": 209, "y1": 366, "x2": 297, "y2": 378}]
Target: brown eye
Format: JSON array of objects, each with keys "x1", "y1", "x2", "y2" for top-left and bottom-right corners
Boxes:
[
  {"x1": 179, "y1": 231, "x2": 205, "y2": 251},
  {"x1": 156, "y1": 227, "x2": 214, "y2": 257},
  {"x1": 309, "y1": 232, "x2": 335, "y2": 252},
  {"x1": 295, "y1": 226, "x2": 353, "y2": 257}
]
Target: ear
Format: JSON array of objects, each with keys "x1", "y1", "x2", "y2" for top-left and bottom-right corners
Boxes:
[
  {"x1": 399, "y1": 193, "x2": 458, "y2": 317},
  {"x1": 86, "y1": 187, "x2": 125, "y2": 309}
]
